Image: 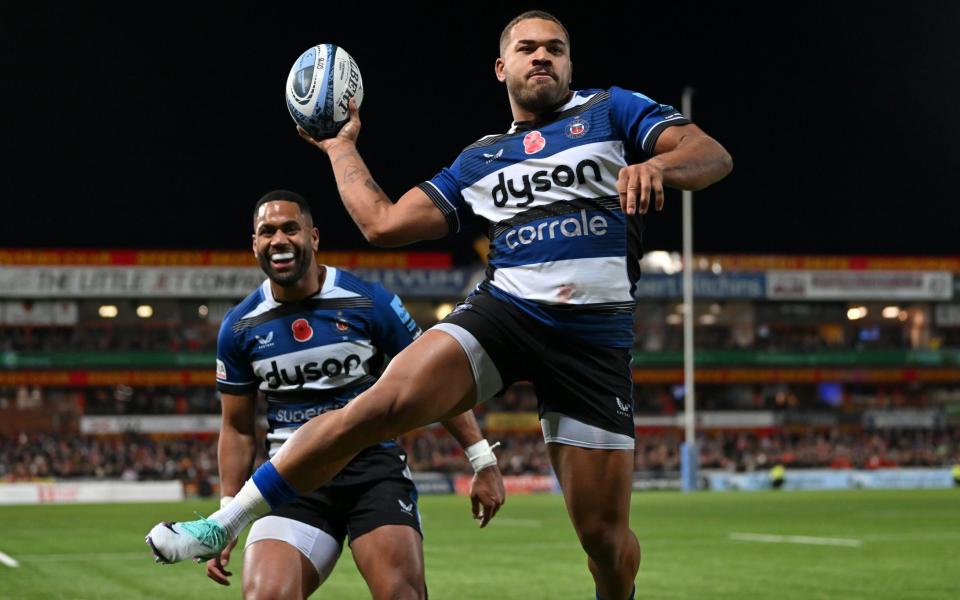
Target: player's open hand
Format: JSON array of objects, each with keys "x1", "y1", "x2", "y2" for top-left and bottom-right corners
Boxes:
[
  {"x1": 617, "y1": 160, "x2": 665, "y2": 215},
  {"x1": 205, "y1": 538, "x2": 238, "y2": 586},
  {"x1": 470, "y1": 464, "x2": 506, "y2": 528},
  {"x1": 297, "y1": 97, "x2": 362, "y2": 154}
]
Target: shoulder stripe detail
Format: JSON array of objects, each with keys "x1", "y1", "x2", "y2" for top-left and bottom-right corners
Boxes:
[
  {"x1": 641, "y1": 115, "x2": 691, "y2": 155},
  {"x1": 417, "y1": 181, "x2": 461, "y2": 234},
  {"x1": 231, "y1": 298, "x2": 373, "y2": 333}
]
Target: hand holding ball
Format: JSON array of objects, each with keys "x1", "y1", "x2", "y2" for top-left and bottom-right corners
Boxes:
[{"x1": 286, "y1": 44, "x2": 363, "y2": 140}]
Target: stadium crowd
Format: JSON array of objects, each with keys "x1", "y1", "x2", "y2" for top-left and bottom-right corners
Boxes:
[{"x1": 3, "y1": 428, "x2": 957, "y2": 484}]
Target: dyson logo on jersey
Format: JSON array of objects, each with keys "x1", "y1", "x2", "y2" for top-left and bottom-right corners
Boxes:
[
  {"x1": 491, "y1": 159, "x2": 602, "y2": 207},
  {"x1": 264, "y1": 355, "x2": 362, "y2": 389},
  {"x1": 504, "y1": 209, "x2": 608, "y2": 250}
]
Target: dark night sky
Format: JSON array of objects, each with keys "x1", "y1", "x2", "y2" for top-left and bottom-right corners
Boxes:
[{"x1": 2, "y1": 2, "x2": 958, "y2": 264}]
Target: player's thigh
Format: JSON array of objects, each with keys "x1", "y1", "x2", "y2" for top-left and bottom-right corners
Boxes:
[
  {"x1": 548, "y1": 443, "x2": 635, "y2": 532},
  {"x1": 242, "y1": 540, "x2": 320, "y2": 600},
  {"x1": 341, "y1": 329, "x2": 477, "y2": 435},
  {"x1": 350, "y1": 525, "x2": 425, "y2": 599},
  {"x1": 243, "y1": 515, "x2": 342, "y2": 599}
]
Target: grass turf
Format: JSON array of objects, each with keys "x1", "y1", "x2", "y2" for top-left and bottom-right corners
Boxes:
[{"x1": 0, "y1": 489, "x2": 957, "y2": 599}]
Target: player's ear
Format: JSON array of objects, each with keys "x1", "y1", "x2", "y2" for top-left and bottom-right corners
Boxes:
[
  {"x1": 251, "y1": 233, "x2": 257, "y2": 254},
  {"x1": 311, "y1": 227, "x2": 319, "y2": 251},
  {"x1": 495, "y1": 58, "x2": 506, "y2": 83}
]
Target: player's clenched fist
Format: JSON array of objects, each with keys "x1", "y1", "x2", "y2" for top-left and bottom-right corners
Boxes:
[{"x1": 617, "y1": 161, "x2": 665, "y2": 215}]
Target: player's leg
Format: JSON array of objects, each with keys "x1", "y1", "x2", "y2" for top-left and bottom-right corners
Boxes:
[
  {"x1": 273, "y1": 329, "x2": 478, "y2": 491},
  {"x1": 548, "y1": 444, "x2": 639, "y2": 600},
  {"x1": 242, "y1": 515, "x2": 342, "y2": 600},
  {"x1": 345, "y1": 476, "x2": 427, "y2": 600},
  {"x1": 351, "y1": 525, "x2": 425, "y2": 600},
  {"x1": 535, "y1": 336, "x2": 639, "y2": 600}
]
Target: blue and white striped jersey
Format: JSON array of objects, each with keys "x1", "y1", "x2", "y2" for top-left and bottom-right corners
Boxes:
[
  {"x1": 216, "y1": 267, "x2": 421, "y2": 461},
  {"x1": 418, "y1": 87, "x2": 689, "y2": 348}
]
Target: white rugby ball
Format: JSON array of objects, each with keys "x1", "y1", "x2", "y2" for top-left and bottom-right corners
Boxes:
[{"x1": 285, "y1": 44, "x2": 364, "y2": 140}]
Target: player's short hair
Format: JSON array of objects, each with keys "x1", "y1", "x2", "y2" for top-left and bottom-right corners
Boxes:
[
  {"x1": 254, "y1": 189, "x2": 313, "y2": 225},
  {"x1": 499, "y1": 10, "x2": 570, "y2": 55}
]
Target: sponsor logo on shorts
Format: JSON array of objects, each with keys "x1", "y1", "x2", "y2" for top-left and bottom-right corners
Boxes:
[
  {"x1": 565, "y1": 117, "x2": 589, "y2": 139},
  {"x1": 216, "y1": 359, "x2": 227, "y2": 380},
  {"x1": 292, "y1": 318, "x2": 314, "y2": 342},
  {"x1": 615, "y1": 397, "x2": 632, "y2": 417},
  {"x1": 398, "y1": 499, "x2": 414, "y2": 514},
  {"x1": 523, "y1": 130, "x2": 546, "y2": 154}
]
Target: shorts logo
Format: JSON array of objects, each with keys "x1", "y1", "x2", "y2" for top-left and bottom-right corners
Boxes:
[
  {"x1": 615, "y1": 397, "x2": 632, "y2": 417},
  {"x1": 450, "y1": 302, "x2": 472, "y2": 316},
  {"x1": 292, "y1": 318, "x2": 314, "y2": 342},
  {"x1": 523, "y1": 130, "x2": 546, "y2": 154},
  {"x1": 216, "y1": 359, "x2": 227, "y2": 380},
  {"x1": 398, "y1": 498, "x2": 414, "y2": 514},
  {"x1": 565, "y1": 117, "x2": 589, "y2": 139}
]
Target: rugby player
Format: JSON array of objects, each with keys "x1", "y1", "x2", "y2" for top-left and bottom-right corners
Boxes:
[
  {"x1": 148, "y1": 11, "x2": 731, "y2": 600},
  {"x1": 160, "y1": 190, "x2": 504, "y2": 599}
]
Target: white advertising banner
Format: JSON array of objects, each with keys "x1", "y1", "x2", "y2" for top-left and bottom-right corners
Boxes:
[
  {"x1": 0, "y1": 267, "x2": 264, "y2": 298},
  {"x1": 0, "y1": 481, "x2": 184, "y2": 505},
  {"x1": 80, "y1": 415, "x2": 221, "y2": 434},
  {"x1": 767, "y1": 270, "x2": 953, "y2": 300}
]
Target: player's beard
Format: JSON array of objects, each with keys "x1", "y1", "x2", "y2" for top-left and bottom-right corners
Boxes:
[
  {"x1": 257, "y1": 243, "x2": 312, "y2": 287},
  {"x1": 505, "y1": 68, "x2": 571, "y2": 116}
]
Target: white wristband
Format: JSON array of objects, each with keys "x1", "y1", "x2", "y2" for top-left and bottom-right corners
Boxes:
[
  {"x1": 465, "y1": 439, "x2": 500, "y2": 473},
  {"x1": 220, "y1": 495, "x2": 234, "y2": 510}
]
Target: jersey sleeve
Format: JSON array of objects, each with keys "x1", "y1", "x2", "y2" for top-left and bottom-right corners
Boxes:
[
  {"x1": 416, "y1": 155, "x2": 471, "y2": 236},
  {"x1": 215, "y1": 314, "x2": 258, "y2": 395},
  {"x1": 370, "y1": 284, "x2": 422, "y2": 357},
  {"x1": 608, "y1": 86, "x2": 691, "y2": 158}
]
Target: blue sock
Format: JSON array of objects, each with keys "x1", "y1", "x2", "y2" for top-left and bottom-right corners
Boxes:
[
  {"x1": 251, "y1": 461, "x2": 299, "y2": 509},
  {"x1": 596, "y1": 585, "x2": 635, "y2": 600}
]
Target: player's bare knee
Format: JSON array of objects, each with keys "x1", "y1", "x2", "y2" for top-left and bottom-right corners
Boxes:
[
  {"x1": 245, "y1": 579, "x2": 299, "y2": 600},
  {"x1": 577, "y1": 523, "x2": 626, "y2": 565}
]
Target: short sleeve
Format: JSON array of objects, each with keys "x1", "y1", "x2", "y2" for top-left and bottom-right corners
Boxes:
[
  {"x1": 417, "y1": 155, "x2": 471, "y2": 236},
  {"x1": 215, "y1": 315, "x2": 258, "y2": 394},
  {"x1": 608, "y1": 86, "x2": 690, "y2": 158},
  {"x1": 370, "y1": 284, "x2": 422, "y2": 357}
]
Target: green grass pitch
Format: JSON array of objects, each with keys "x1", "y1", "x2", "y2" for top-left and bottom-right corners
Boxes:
[{"x1": 0, "y1": 489, "x2": 957, "y2": 599}]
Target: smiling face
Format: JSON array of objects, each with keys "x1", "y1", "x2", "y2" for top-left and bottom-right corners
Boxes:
[
  {"x1": 496, "y1": 18, "x2": 573, "y2": 117},
  {"x1": 252, "y1": 200, "x2": 318, "y2": 288}
]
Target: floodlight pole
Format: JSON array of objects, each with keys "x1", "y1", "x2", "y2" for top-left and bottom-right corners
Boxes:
[{"x1": 680, "y1": 86, "x2": 698, "y2": 492}]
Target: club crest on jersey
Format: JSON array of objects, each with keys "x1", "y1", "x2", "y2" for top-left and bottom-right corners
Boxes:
[
  {"x1": 565, "y1": 117, "x2": 589, "y2": 139},
  {"x1": 335, "y1": 320, "x2": 350, "y2": 333},
  {"x1": 292, "y1": 318, "x2": 314, "y2": 342},
  {"x1": 523, "y1": 130, "x2": 546, "y2": 154}
]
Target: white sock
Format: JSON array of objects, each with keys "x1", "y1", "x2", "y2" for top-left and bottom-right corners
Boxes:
[{"x1": 209, "y1": 479, "x2": 270, "y2": 540}]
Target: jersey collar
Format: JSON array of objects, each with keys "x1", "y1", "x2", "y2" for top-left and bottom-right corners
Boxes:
[{"x1": 508, "y1": 90, "x2": 583, "y2": 134}]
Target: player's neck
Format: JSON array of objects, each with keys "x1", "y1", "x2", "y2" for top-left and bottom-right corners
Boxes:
[
  {"x1": 271, "y1": 264, "x2": 325, "y2": 303},
  {"x1": 509, "y1": 90, "x2": 573, "y2": 125}
]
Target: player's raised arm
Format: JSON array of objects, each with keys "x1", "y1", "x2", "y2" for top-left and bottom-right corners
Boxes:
[{"x1": 298, "y1": 99, "x2": 449, "y2": 247}]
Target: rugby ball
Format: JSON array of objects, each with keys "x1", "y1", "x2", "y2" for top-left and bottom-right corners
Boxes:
[{"x1": 285, "y1": 44, "x2": 364, "y2": 139}]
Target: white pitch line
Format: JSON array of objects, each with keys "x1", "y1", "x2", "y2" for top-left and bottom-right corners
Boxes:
[
  {"x1": 730, "y1": 532, "x2": 863, "y2": 548},
  {"x1": 492, "y1": 518, "x2": 542, "y2": 528},
  {"x1": 11, "y1": 551, "x2": 146, "y2": 563},
  {"x1": 0, "y1": 550, "x2": 20, "y2": 568}
]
